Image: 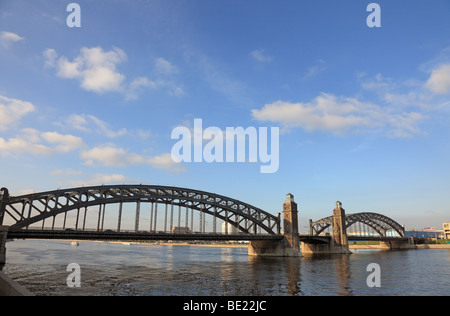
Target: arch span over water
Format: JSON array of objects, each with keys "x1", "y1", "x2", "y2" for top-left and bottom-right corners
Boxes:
[
  {"x1": 310, "y1": 212, "x2": 405, "y2": 237},
  {"x1": 0, "y1": 185, "x2": 281, "y2": 235}
]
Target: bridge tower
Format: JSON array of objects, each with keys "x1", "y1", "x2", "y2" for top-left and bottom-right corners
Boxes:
[
  {"x1": 0, "y1": 226, "x2": 7, "y2": 265},
  {"x1": 282, "y1": 193, "x2": 300, "y2": 256},
  {"x1": 249, "y1": 193, "x2": 300, "y2": 257},
  {"x1": 301, "y1": 201, "x2": 352, "y2": 254},
  {"x1": 331, "y1": 201, "x2": 350, "y2": 253},
  {"x1": 0, "y1": 188, "x2": 9, "y2": 265}
]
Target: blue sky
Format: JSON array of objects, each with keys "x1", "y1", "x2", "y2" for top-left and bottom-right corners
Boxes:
[{"x1": 1, "y1": 0, "x2": 450, "y2": 231}]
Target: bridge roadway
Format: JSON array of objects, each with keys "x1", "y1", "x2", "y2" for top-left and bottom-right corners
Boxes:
[
  {"x1": 7, "y1": 229, "x2": 283, "y2": 242},
  {"x1": 7, "y1": 229, "x2": 408, "y2": 244}
]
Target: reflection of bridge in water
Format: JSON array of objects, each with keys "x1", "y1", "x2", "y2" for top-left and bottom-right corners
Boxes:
[{"x1": 0, "y1": 185, "x2": 414, "y2": 264}]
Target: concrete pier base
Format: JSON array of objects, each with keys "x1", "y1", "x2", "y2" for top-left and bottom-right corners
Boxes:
[
  {"x1": 381, "y1": 237, "x2": 415, "y2": 250},
  {"x1": 0, "y1": 226, "x2": 8, "y2": 266},
  {"x1": 248, "y1": 239, "x2": 300, "y2": 257},
  {"x1": 301, "y1": 242, "x2": 352, "y2": 255},
  {"x1": 0, "y1": 272, "x2": 34, "y2": 296}
]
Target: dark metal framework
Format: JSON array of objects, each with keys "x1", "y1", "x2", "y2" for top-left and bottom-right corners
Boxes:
[
  {"x1": 310, "y1": 212, "x2": 405, "y2": 237},
  {"x1": 0, "y1": 185, "x2": 281, "y2": 235}
]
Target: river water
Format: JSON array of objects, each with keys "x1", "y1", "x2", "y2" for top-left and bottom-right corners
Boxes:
[{"x1": 2, "y1": 240, "x2": 449, "y2": 296}]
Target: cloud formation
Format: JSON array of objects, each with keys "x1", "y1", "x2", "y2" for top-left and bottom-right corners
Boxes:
[
  {"x1": 61, "y1": 114, "x2": 128, "y2": 138},
  {"x1": 44, "y1": 47, "x2": 183, "y2": 99},
  {"x1": 0, "y1": 129, "x2": 84, "y2": 157},
  {"x1": 0, "y1": 94, "x2": 35, "y2": 130},
  {"x1": 0, "y1": 31, "x2": 24, "y2": 48},
  {"x1": 81, "y1": 145, "x2": 186, "y2": 173},
  {"x1": 250, "y1": 49, "x2": 273, "y2": 63},
  {"x1": 426, "y1": 64, "x2": 450, "y2": 94},
  {"x1": 252, "y1": 93, "x2": 425, "y2": 138},
  {"x1": 44, "y1": 46, "x2": 127, "y2": 93}
]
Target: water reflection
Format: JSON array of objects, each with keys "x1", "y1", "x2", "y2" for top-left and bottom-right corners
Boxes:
[
  {"x1": 300, "y1": 254, "x2": 352, "y2": 296},
  {"x1": 2, "y1": 240, "x2": 450, "y2": 296}
]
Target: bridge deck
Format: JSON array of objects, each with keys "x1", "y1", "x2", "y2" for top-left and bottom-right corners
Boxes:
[
  {"x1": 7, "y1": 230, "x2": 409, "y2": 244},
  {"x1": 7, "y1": 229, "x2": 284, "y2": 242},
  {"x1": 347, "y1": 236, "x2": 409, "y2": 242}
]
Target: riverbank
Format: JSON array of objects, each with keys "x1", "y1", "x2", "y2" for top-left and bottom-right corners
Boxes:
[
  {"x1": 0, "y1": 272, "x2": 34, "y2": 296},
  {"x1": 415, "y1": 244, "x2": 450, "y2": 249},
  {"x1": 350, "y1": 244, "x2": 450, "y2": 250},
  {"x1": 17, "y1": 238, "x2": 249, "y2": 249}
]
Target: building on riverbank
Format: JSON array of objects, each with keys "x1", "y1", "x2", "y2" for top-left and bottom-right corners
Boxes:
[
  {"x1": 443, "y1": 223, "x2": 450, "y2": 239},
  {"x1": 405, "y1": 229, "x2": 443, "y2": 239}
]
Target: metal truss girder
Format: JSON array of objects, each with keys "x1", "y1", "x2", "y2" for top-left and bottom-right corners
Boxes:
[
  {"x1": 310, "y1": 212, "x2": 405, "y2": 237},
  {"x1": 1, "y1": 185, "x2": 280, "y2": 235}
]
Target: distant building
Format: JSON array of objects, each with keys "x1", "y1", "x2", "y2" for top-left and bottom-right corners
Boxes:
[
  {"x1": 443, "y1": 223, "x2": 450, "y2": 239},
  {"x1": 171, "y1": 226, "x2": 191, "y2": 234},
  {"x1": 222, "y1": 222, "x2": 237, "y2": 235},
  {"x1": 405, "y1": 230, "x2": 443, "y2": 239}
]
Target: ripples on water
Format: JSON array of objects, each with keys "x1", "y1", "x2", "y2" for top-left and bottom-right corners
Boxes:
[{"x1": 2, "y1": 240, "x2": 450, "y2": 296}]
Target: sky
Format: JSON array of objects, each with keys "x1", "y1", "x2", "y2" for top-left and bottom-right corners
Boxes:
[{"x1": 1, "y1": 0, "x2": 450, "y2": 231}]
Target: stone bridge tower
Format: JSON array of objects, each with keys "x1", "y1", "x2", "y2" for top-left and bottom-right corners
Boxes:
[
  {"x1": 249, "y1": 193, "x2": 300, "y2": 257},
  {"x1": 282, "y1": 193, "x2": 300, "y2": 256},
  {"x1": 0, "y1": 188, "x2": 9, "y2": 265},
  {"x1": 332, "y1": 201, "x2": 350, "y2": 253}
]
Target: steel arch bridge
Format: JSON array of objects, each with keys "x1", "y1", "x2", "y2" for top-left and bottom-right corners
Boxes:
[
  {"x1": 0, "y1": 185, "x2": 281, "y2": 237},
  {"x1": 309, "y1": 212, "x2": 405, "y2": 237}
]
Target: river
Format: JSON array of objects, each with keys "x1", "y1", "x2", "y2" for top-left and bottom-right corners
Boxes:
[{"x1": 2, "y1": 240, "x2": 449, "y2": 296}]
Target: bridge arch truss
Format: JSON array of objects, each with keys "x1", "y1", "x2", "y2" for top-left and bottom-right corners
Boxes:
[
  {"x1": 0, "y1": 185, "x2": 281, "y2": 235},
  {"x1": 310, "y1": 212, "x2": 405, "y2": 237}
]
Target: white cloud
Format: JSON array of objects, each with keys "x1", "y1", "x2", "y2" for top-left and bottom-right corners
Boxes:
[
  {"x1": 40, "y1": 132, "x2": 84, "y2": 153},
  {"x1": 43, "y1": 48, "x2": 58, "y2": 68},
  {"x1": 250, "y1": 49, "x2": 273, "y2": 63},
  {"x1": 63, "y1": 114, "x2": 127, "y2": 138},
  {"x1": 61, "y1": 113, "x2": 152, "y2": 140},
  {"x1": 125, "y1": 77, "x2": 184, "y2": 100},
  {"x1": 0, "y1": 129, "x2": 84, "y2": 157},
  {"x1": 44, "y1": 47, "x2": 183, "y2": 99},
  {"x1": 81, "y1": 144, "x2": 186, "y2": 172},
  {"x1": 81, "y1": 145, "x2": 144, "y2": 167},
  {"x1": 86, "y1": 115, "x2": 127, "y2": 138},
  {"x1": 125, "y1": 77, "x2": 164, "y2": 100},
  {"x1": 361, "y1": 73, "x2": 394, "y2": 91},
  {"x1": 0, "y1": 31, "x2": 24, "y2": 48},
  {"x1": 81, "y1": 64, "x2": 126, "y2": 93},
  {"x1": 303, "y1": 59, "x2": 327, "y2": 79},
  {"x1": 425, "y1": 64, "x2": 450, "y2": 94},
  {"x1": 45, "y1": 46, "x2": 127, "y2": 93},
  {"x1": 63, "y1": 114, "x2": 90, "y2": 132},
  {"x1": 0, "y1": 136, "x2": 53, "y2": 156},
  {"x1": 0, "y1": 95, "x2": 35, "y2": 130},
  {"x1": 148, "y1": 153, "x2": 187, "y2": 173},
  {"x1": 154, "y1": 57, "x2": 179, "y2": 75},
  {"x1": 56, "y1": 56, "x2": 83, "y2": 79},
  {"x1": 252, "y1": 93, "x2": 426, "y2": 138}
]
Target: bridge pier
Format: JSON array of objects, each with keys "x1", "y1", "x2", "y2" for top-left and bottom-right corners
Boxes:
[
  {"x1": 301, "y1": 201, "x2": 351, "y2": 255},
  {"x1": 249, "y1": 193, "x2": 300, "y2": 257},
  {"x1": 380, "y1": 237, "x2": 415, "y2": 250},
  {"x1": 0, "y1": 226, "x2": 8, "y2": 266},
  {"x1": 301, "y1": 242, "x2": 348, "y2": 254}
]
